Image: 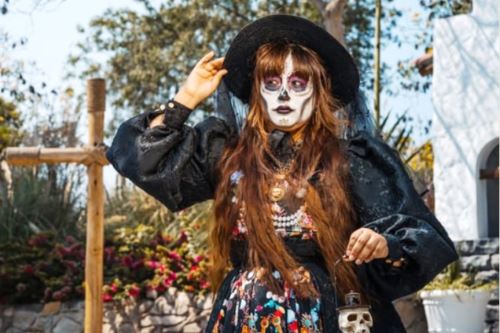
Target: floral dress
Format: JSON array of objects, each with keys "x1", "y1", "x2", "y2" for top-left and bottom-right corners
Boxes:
[
  {"x1": 212, "y1": 267, "x2": 322, "y2": 333},
  {"x1": 212, "y1": 171, "x2": 323, "y2": 333}
]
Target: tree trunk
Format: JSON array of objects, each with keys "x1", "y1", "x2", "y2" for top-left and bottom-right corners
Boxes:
[{"x1": 311, "y1": 0, "x2": 347, "y2": 46}]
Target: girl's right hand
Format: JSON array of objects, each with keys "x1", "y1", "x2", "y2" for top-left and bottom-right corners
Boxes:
[{"x1": 174, "y1": 51, "x2": 228, "y2": 109}]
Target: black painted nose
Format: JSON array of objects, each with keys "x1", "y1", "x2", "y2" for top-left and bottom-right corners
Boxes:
[{"x1": 278, "y1": 89, "x2": 290, "y2": 101}]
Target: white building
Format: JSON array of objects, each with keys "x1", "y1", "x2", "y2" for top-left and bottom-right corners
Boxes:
[{"x1": 432, "y1": 0, "x2": 499, "y2": 241}]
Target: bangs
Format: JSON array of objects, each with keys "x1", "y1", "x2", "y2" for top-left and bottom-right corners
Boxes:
[{"x1": 254, "y1": 42, "x2": 317, "y2": 80}]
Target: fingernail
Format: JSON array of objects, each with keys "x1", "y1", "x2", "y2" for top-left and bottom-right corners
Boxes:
[
  {"x1": 355, "y1": 259, "x2": 362, "y2": 265},
  {"x1": 349, "y1": 255, "x2": 354, "y2": 261}
]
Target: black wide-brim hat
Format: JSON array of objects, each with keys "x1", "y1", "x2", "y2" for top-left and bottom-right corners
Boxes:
[{"x1": 223, "y1": 14, "x2": 360, "y2": 106}]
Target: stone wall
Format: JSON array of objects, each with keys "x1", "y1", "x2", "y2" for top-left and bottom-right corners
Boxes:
[
  {"x1": 484, "y1": 288, "x2": 499, "y2": 333},
  {"x1": 457, "y1": 239, "x2": 499, "y2": 333},
  {"x1": 455, "y1": 238, "x2": 499, "y2": 284},
  {"x1": 0, "y1": 287, "x2": 212, "y2": 333}
]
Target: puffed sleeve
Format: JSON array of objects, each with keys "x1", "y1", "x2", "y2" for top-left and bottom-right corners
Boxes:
[
  {"x1": 345, "y1": 130, "x2": 459, "y2": 302},
  {"x1": 106, "y1": 101, "x2": 232, "y2": 212}
]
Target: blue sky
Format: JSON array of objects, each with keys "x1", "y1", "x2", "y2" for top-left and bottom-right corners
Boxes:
[{"x1": 2, "y1": 0, "x2": 435, "y2": 146}]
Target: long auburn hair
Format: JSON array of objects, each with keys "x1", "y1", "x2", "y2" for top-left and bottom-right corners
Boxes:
[{"x1": 210, "y1": 41, "x2": 365, "y2": 301}]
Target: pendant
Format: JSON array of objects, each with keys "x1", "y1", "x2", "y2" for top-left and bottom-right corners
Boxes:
[{"x1": 270, "y1": 185, "x2": 286, "y2": 202}]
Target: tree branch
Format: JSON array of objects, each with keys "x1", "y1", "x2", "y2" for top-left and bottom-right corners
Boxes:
[
  {"x1": 323, "y1": 0, "x2": 347, "y2": 46},
  {"x1": 310, "y1": 0, "x2": 326, "y2": 13}
]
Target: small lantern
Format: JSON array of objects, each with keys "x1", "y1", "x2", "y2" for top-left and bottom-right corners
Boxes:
[{"x1": 337, "y1": 290, "x2": 373, "y2": 333}]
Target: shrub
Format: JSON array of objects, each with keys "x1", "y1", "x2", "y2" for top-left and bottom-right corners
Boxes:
[{"x1": 0, "y1": 224, "x2": 210, "y2": 304}]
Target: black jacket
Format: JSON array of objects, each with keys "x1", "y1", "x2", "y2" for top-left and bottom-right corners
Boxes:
[{"x1": 106, "y1": 104, "x2": 459, "y2": 333}]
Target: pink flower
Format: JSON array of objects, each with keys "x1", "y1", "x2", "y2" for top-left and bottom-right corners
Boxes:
[
  {"x1": 65, "y1": 235, "x2": 77, "y2": 244},
  {"x1": 28, "y1": 234, "x2": 49, "y2": 247},
  {"x1": 121, "y1": 255, "x2": 133, "y2": 268},
  {"x1": 22, "y1": 265, "x2": 34, "y2": 275},
  {"x1": 146, "y1": 260, "x2": 160, "y2": 269},
  {"x1": 168, "y1": 251, "x2": 182, "y2": 261},
  {"x1": 162, "y1": 278, "x2": 173, "y2": 289},
  {"x1": 127, "y1": 285, "x2": 141, "y2": 298},
  {"x1": 200, "y1": 280, "x2": 210, "y2": 289},
  {"x1": 131, "y1": 259, "x2": 144, "y2": 270},
  {"x1": 64, "y1": 260, "x2": 77, "y2": 271},
  {"x1": 110, "y1": 283, "x2": 118, "y2": 293},
  {"x1": 67, "y1": 243, "x2": 81, "y2": 254},
  {"x1": 155, "y1": 283, "x2": 166, "y2": 293},
  {"x1": 193, "y1": 255, "x2": 204, "y2": 264},
  {"x1": 56, "y1": 245, "x2": 71, "y2": 257},
  {"x1": 103, "y1": 293, "x2": 113, "y2": 302},
  {"x1": 53, "y1": 291, "x2": 64, "y2": 301}
]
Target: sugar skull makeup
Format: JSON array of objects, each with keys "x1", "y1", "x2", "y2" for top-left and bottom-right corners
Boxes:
[{"x1": 260, "y1": 53, "x2": 314, "y2": 130}]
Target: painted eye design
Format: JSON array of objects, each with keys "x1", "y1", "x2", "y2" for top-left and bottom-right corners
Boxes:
[
  {"x1": 263, "y1": 76, "x2": 282, "y2": 91},
  {"x1": 288, "y1": 75, "x2": 309, "y2": 92}
]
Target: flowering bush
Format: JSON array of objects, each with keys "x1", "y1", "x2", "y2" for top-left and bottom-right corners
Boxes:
[{"x1": 0, "y1": 223, "x2": 210, "y2": 304}]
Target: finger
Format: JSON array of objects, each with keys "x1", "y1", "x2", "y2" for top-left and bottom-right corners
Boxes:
[
  {"x1": 372, "y1": 239, "x2": 389, "y2": 259},
  {"x1": 364, "y1": 242, "x2": 385, "y2": 263},
  {"x1": 196, "y1": 67, "x2": 213, "y2": 79},
  {"x1": 349, "y1": 231, "x2": 371, "y2": 260},
  {"x1": 346, "y1": 229, "x2": 364, "y2": 254},
  {"x1": 211, "y1": 69, "x2": 228, "y2": 84},
  {"x1": 358, "y1": 238, "x2": 380, "y2": 263},
  {"x1": 356, "y1": 237, "x2": 378, "y2": 263},
  {"x1": 196, "y1": 51, "x2": 215, "y2": 67},
  {"x1": 206, "y1": 57, "x2": 225, "y2": 71}
]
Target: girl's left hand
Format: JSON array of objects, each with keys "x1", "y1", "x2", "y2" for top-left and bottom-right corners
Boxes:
[{"x1": 345, "y1": 227, "x2": 389, "y2": 265}]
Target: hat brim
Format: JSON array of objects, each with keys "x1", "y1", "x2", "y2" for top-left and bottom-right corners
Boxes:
[{"x1": 223, "y1": 14, "x2": 359, "y2": 106}]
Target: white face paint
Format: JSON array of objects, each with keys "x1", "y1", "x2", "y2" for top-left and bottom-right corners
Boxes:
[{"x1": 259, "y1": 53, "x2": 314, "y2": 131}]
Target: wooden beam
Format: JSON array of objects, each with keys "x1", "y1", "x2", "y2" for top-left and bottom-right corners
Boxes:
[
  {"x1": 5, "y1": 146, "x2": 108, "y2": 166},
  {"x1": 84, "y1": 78, "x2": 105, "y2": 333},
  {"x1": 480, "y1": 167, "x2": 499, "y2": 179}
]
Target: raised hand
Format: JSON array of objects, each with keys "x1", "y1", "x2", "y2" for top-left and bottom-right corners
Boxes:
[{"x1": 174, "y1": 51, "x2": 228, "y2": 109}]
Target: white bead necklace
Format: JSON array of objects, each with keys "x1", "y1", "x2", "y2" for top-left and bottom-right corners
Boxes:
[{"x1": 272, "y1": 204, "x2": 306, "y2": 229}]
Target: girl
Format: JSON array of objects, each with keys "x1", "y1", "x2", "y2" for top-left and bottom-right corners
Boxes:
[{"x1": 107, "y1": 15, "x2": 458, "y2": 333}]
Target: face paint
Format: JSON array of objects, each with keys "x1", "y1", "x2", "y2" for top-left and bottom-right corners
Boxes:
[{"x1": 260, "y1": 53, "x2": 314, "y2": 131}]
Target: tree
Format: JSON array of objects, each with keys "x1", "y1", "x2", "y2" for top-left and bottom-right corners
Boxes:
[{"x1": 68, "y1": 0, "x2": 404, "y2": 130}]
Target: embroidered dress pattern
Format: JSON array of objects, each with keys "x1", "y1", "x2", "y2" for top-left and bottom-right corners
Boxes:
[
  {"x1": 214, "y1": 171, "x2": 322, "y2": 332},
  {"x1": 212, "y1": 269, "x2": 322, "y2": 333}
]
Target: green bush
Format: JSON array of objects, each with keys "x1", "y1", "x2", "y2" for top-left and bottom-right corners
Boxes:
[{"x1": 423, "y1": 260, "x2": 498, "y2": 291}]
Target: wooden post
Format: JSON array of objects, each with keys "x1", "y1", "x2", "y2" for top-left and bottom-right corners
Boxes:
[
  {"x1": 85, "y1": 78, "x2": 105, "y2": 333},
  {"x1": 5, "y1": 78, "x2": 108, "y2": 333}
]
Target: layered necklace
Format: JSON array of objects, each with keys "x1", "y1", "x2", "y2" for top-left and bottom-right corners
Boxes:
[
  {"x1": 268, "y1": 140, "x2": 316, "y2": 233},
  {"x1": 232, "y1": 137, "x2": 318, "y2": 236}
]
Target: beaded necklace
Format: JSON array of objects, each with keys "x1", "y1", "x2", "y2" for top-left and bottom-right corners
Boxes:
[{"x1": 267, "y1": 139, "x2": 318, "y2": 233}]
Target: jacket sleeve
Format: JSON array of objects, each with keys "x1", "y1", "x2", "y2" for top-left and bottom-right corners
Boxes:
[
  {"x1": 346, "y1": 130, "x2": 459, "y2": 302},
  {"x1": 105, "y1": 102, "x2": 231, "y2": 212}
]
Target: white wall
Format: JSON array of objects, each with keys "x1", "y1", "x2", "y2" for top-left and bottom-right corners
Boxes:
[{"x1": 432, "y1": 0, "x2": 500, "y2": 241}]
